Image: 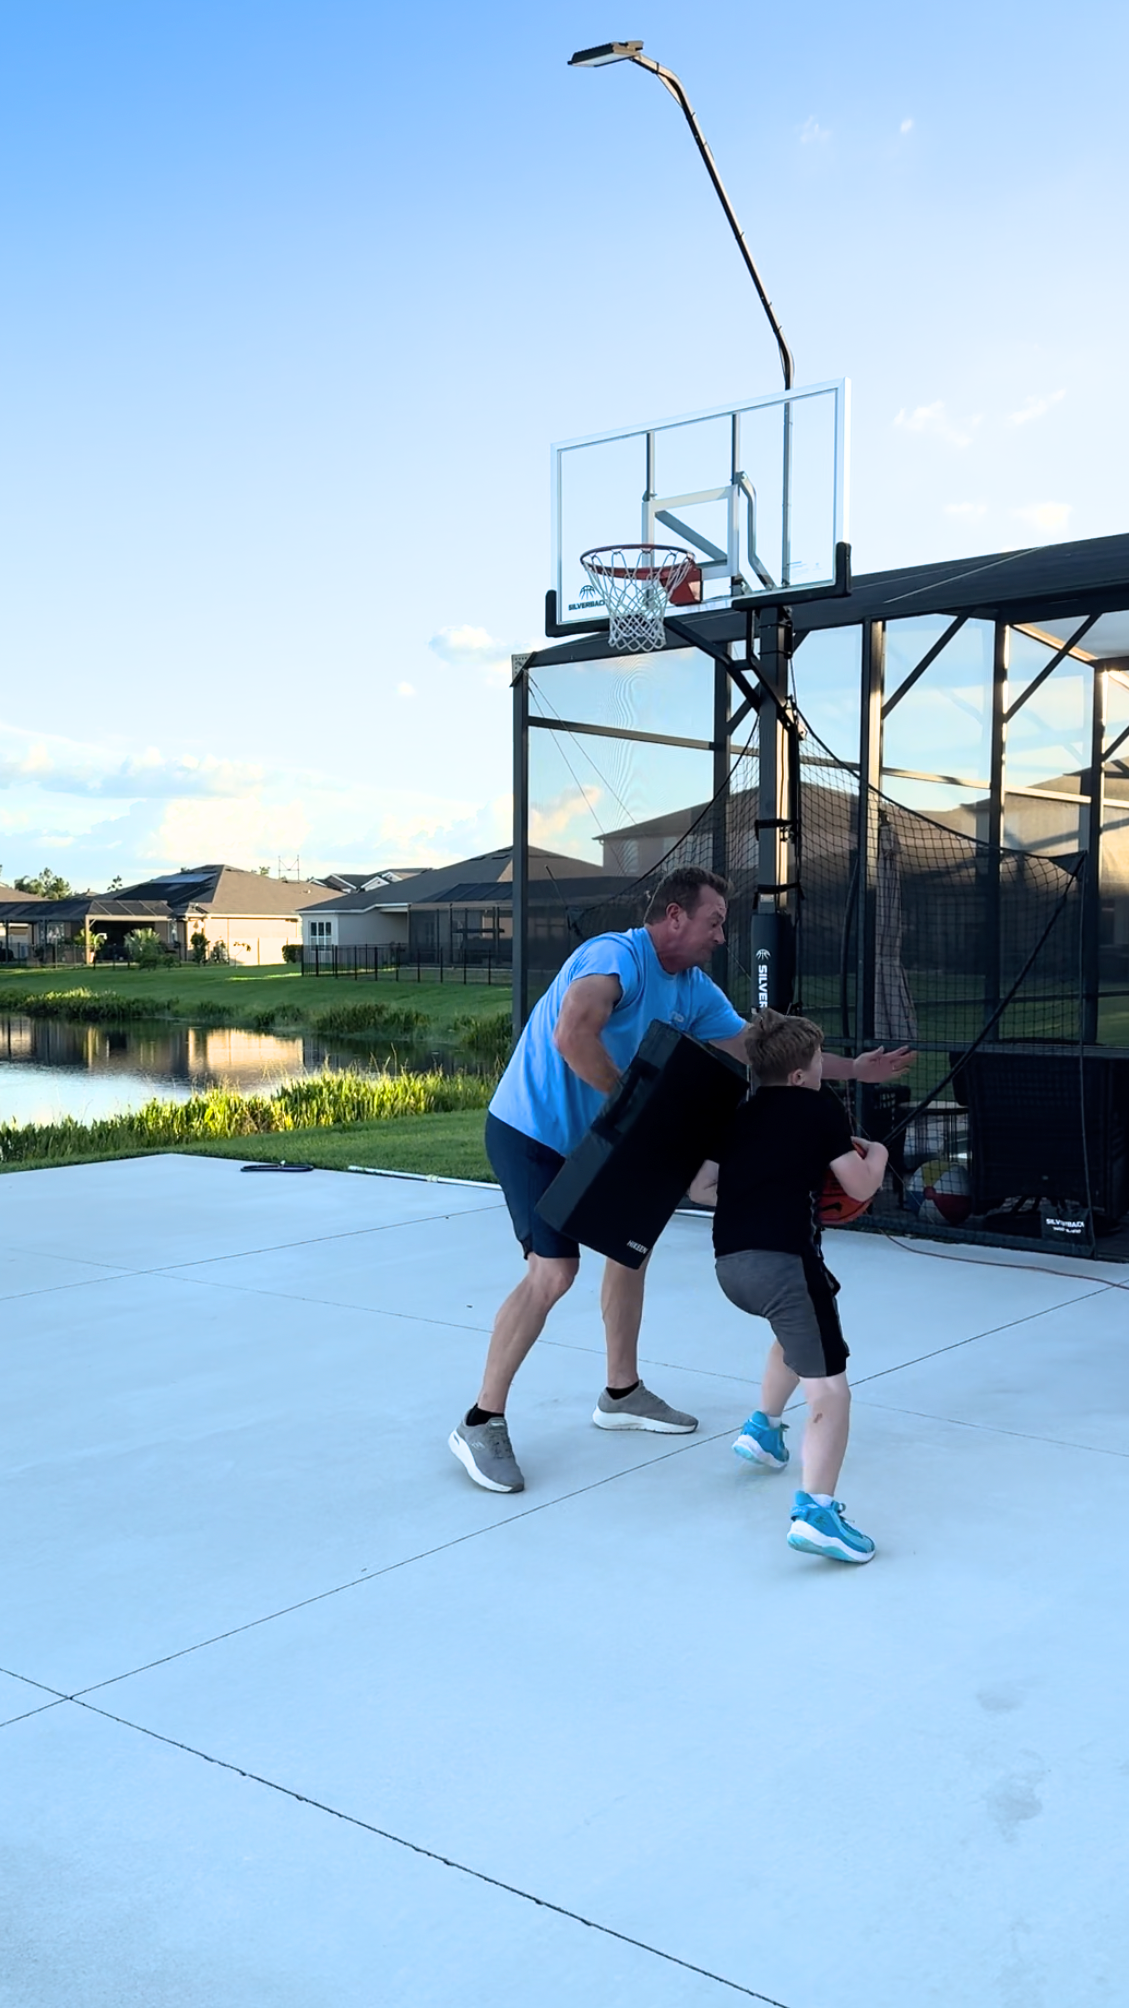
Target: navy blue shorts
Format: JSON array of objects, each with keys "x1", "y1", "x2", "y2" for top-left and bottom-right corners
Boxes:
[{"x1": 485, "y1": 1112, "x2": 580, "y2": 1261}]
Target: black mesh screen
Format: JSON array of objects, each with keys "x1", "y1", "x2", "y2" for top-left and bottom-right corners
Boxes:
[{"x1": 525, "y1": 706, "x2": 1129, "y2": 1252}]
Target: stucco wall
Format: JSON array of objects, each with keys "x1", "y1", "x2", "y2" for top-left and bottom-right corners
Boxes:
[
  {"x1": 300, "y1": 911, "x2": 409, "y2": 949},
  {"x1": 197, "y1": 915, "x2": 304, "y2": 965}
]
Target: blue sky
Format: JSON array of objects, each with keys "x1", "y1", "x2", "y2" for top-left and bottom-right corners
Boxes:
[{"x1": 1, "y1": 0, "x2": 1126, "y2": 888}]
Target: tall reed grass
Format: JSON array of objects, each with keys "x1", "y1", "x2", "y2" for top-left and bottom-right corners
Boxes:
[
  {"x1": 0, "y1": 1067, "x2": 494, "y2": 1164},
  {"x1": 0, "y1": 985, "x2": 514, "y2": 1088},
  {"x1": 451, "y1": 1008, "x2": 513, "y2": 1066},
  {"x1": 0, "y1": 987, "x2": 210, "y2": 1023},
  {"x1": 311, "y1": 1002, "x2": 430, "y2": 1037}
]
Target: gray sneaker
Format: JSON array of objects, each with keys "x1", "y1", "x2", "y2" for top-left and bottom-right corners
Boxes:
[
  {"x1": 449, "y1": 1415, "x2": 526, "y2": 1493},
  {"x1": 592, "y1": 1383, "x2": 698, "y2": 1434}
]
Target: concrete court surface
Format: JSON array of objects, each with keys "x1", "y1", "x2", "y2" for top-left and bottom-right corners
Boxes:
[{"x1": 1, "y1": 1153, "x2": 1127, "y2": 2008}]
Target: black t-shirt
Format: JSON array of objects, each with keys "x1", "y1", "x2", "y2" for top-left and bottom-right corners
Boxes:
[{"x1": 711, "y1": 1084, "x2": 854, "y2": 1259}]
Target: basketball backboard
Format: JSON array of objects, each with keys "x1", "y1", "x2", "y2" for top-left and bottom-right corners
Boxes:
[{"x1": 549, "y1": 379, "x2": 850, "y2": 633}]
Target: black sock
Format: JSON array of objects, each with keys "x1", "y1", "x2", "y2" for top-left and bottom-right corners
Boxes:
[
  {"x1": 606, "y1": 1380, "x2": 640, "y2": 1401},
  {"x1": 466, "y1": 1404, "x2": 504, "y2": 1427}
]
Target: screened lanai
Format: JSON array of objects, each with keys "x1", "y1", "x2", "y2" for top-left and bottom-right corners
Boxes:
[{"x1": 513, "y1": 530, "x2": 1129, "y2": 1253}]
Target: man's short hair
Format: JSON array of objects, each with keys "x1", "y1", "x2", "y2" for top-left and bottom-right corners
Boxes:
[
  {"x1": 643, "y1": 866, "x2": 729, "y2": 923},
  {"x1": 744, "y1": 1008, "x2": 824, "y2": 1084}
]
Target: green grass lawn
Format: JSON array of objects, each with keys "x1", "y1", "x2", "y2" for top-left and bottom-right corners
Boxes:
[
  {"x1": 0, "y1": 962, "x2": 512, "y2": 1037},
  {"x1": 0, "y1": 1109, "x2": 495, "y2": 1182}
]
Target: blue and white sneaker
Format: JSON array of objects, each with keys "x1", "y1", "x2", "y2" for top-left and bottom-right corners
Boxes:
[
  {"x1": 732, "y1": 1410, "x2": 789, "y2": 1470},
  {"x1": 787, "y1": 1492, "x2": 875, "y2": 1564}
]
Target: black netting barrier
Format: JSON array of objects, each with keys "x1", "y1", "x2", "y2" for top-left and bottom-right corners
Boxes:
[{"x1": 525, "y1": 700, "x2": 1129, "y2": 1255}]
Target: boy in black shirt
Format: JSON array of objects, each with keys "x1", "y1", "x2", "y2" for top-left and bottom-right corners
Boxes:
[{"x1": 690, "y1": 1009, "x2": 887, "y2": 1563}]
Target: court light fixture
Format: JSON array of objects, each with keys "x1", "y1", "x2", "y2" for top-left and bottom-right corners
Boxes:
[
  {"x1": 568, "y1": 42, "x2": 645, "y2": 66},
  {"x1": 567, "y1": 40, "x2": 794, "y2": 389}
]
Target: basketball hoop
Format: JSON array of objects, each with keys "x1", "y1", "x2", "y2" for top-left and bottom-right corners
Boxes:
[{"x1": 579, "y1": 544, "x2": 699, "y2": 653}]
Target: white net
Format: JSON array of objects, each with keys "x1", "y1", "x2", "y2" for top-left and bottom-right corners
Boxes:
[{"x1": 579, "y1": 544, "x2": 696, "y2": 653}]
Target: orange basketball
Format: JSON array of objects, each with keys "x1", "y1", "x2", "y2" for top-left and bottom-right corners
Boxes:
[{"x1": 818, "y1": 1140, "x2": 871, "y2": 1227}]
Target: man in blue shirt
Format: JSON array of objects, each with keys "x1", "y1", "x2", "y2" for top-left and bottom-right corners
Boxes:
[{"x1": 449, "y1": 866, "x2": 912, "y2": 1494}]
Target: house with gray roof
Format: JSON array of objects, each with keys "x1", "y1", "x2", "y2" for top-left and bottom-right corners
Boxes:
[
  {"x1": 0, "y1": 866, "x2": 346, "y2": 966},
  {"x1": 111, "y1": 865, "x2": 342, "y2": 964},
  {"x1": 0, "y1": 884, "x2": 49, "y2": 962},
  {"x1": 297, "y1": 846, "x2": 612, "y2": 964},
  {"x1": 315, "y1": 869, "x2": 420, "y2": 894},
  {"x1": 0, "y1": 894, "x2": 182, "y2": 964}
]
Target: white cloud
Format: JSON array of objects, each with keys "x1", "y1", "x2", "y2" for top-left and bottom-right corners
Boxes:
[
  {"x1": 900, "y1": 117, "x2": 914, "y2": 134},
  {"x1": 1008, "y1": 390, "x2": 1066, "y2": 426},
  {"x1": 1, "y1": 783, "x2": 515, "y2": 892},
  {"x1": 429, "y1": 623, "x2": 537, "y2": 689},
  {"x1": 1014, "y1": 502, "x2": 1072, "y2": 534},
  {"x1": 529, "y1": 784, "x2": 602, "y2": 853},
  {"x1": 0, "y1": 703, "x2": 517, "y2": 889},
  {"x1": 895, "y1": 402, "x2": 982, "y2": 448},
  {"x1": 799, "y1": 116, "x2": 830, "y2": 145},
  {"x1": 147, "y1": 796, "x2": 312, "y2": 867},
  {"x1": 0, "y1": 721, "x2": 264, "y2": 799},
  {"x1": 429, "y1": 624, "x2": 505, "y2": 669},
  {"x1": 313, "y1": 789, "x2": 512, "y2": 871},
  {"x1": 944, "y1": 502, "x2": 987, "y2": 520},
  {"x1": 396, "y1": 682, "x2": 416, "y2": 698}
]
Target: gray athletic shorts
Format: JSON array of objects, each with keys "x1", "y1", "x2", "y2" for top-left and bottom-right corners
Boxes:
[{"x1": 715, "y1": 1249, "x2": 849, "y2": 1379}]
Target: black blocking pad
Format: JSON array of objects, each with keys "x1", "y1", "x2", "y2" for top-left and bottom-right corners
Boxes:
[{"x1": 536, "y1": 1020, "x2": 749, "y2": 1268}]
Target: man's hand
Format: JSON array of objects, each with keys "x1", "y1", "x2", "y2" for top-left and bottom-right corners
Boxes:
[{"x1": 852, "y1": 1046, "x2": 916, "y2": 1083}]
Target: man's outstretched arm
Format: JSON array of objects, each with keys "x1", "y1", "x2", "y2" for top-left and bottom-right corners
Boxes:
[
  {"x1": 709, "y1": 1029, "x2": 915, "y2": 1082},
  {"x1": 822, "y1": 1046, "x2": 915, "y2": 1083}
]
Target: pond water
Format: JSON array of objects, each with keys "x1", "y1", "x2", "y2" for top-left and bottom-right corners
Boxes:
[{"x1": 0, "y1": 1016, "x2": 475, "y2": 1127}]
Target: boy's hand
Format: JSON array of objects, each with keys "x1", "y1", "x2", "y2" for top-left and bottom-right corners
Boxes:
[
  {"x1": 688, "y1": 1159, "x2": 719, "y2": 1208},
  {"x1": 851, "y1": 1135, "x2": 889, "y2": 1163}
]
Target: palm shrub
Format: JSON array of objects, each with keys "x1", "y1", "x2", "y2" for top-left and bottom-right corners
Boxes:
[{"x1": 124, "y1": 930, "x2": 174, "y2": 967}]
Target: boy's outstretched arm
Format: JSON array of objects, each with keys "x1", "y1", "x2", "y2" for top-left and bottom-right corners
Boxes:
[{"x1": 688, "y1": 1159, "x2": 719, "y2": 1208}]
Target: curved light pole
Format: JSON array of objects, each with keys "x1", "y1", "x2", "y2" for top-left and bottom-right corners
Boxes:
[
  {"x1": 570, "y1": 43, "x2": 804, "y2": 1011},
  {"x1": 568, "y1": 42, "x2": 794, "y2": 390}
]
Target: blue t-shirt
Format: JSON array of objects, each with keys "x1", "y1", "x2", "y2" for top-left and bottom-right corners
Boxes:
[{"x1": 489, "y1": 927, "x2": 746, "y2": 1156}]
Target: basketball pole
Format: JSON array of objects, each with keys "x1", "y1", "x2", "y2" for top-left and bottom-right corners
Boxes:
[
  {"x1": 570, "y1": 40, "x2": 801, "y2": 1013},
  {"x1": 750, "y1": 609, "x2": 798, "y2": 1014}
]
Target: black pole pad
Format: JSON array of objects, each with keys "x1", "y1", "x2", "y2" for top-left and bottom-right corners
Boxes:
[{"x1": 750, "y1": 911, "x2": 795, "y2": 1013}]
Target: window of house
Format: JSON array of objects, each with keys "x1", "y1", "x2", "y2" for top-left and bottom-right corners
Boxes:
[{"x1": 309, "y1": 920, "x2": 333, "y2": 941}]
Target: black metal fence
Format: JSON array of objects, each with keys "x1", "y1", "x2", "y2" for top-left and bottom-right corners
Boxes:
[
  {"x1": 301, "y1": 945, "x2": 509, "y2": 984},
  {"x1": 1, "y1": 942, "x2": 188, "y2": 968},
  {"x1": 521, "y1": 704, "x2": 1129, "y2": 1254}
]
